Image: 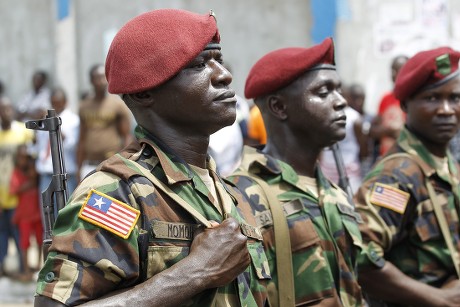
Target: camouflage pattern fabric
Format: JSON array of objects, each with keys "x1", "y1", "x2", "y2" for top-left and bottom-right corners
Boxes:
[
  {"x1": 35, "y1": 125, "x2": 270, "y2": 306},
  {"x1": 355, "y1": 127, "x2": 460, "y2": 290},
  {"x1": 228, "y1": 146, "x2": 366, "y2": 307}
]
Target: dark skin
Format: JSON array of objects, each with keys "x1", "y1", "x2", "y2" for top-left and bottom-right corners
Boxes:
[
  {"x1": 35, "y1": 46, "x2": 251, "y2": 307},
  {"x1": 0, "y1": 97, "x2": 14, "y2": 131},
  {"x1": 369, "y1": 55, "x2": 409, "y2": 140},
  {"x1": 347, "y1": 84, "x2": 370, "y2": 160},
  {"x1": 17, "y1": 72, "x2": 48, "y2": 121},
  {"x1": 76, "y1": 66, "x2": 132, "y2": 181},
  {"x1": 359, "y1": 75, "x2": 460, "y2": 306},
  {"x1": 258, "y1": 69, "x2": 347, "y2": 177}
]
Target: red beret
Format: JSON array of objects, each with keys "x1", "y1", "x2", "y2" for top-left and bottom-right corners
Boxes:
[
  {"x1": 394, "y1": 47, "x2": 460, "y2": 101},
  {"x1": 244, "y1": 38, "x2": 335, "y2": 99},
  {"x1": 105, "y1": 9, "x2": 220, "y2": 94}
]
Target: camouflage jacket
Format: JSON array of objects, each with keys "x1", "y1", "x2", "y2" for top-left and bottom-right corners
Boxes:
[
  {"x1": 36, "y1": 126, "x2": 270, "y2": 306},
  {"x1": 355, "y1": 127, "x2": 460, "y2": 288},
  {"x1": 228, "y1": 146, "x2": 365, "y2": 307}
]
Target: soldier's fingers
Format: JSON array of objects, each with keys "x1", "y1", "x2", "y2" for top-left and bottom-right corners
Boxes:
[{"x1": 208, "y1": 220, "x2": 220, "y2": 227}]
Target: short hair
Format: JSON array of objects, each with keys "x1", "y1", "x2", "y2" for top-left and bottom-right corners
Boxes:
[
  {"x1": 89, "y1": 64, "x2": 104, "y2": 81},
  {"x1": 51, "y1": 87, "x2": 67, "y2": 101},
  {"x1": 33, "y1": 70, "x2": 48, "y2": 82}
]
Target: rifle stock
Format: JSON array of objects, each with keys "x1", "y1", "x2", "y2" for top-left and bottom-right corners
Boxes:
[
  {"x1": 26, "y1": 109, "x2": 68, "y2": 259},
  {"x1": 331, "y1": 143, "x2": 355, "y2": 206}
]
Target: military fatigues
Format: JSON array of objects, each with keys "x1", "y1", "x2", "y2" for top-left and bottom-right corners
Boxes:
[
  {"x1": 36, "y1": 126, "x2": 270, "y2": 306},
  {"x1": 355, "y1": 127, "x2": 460, "y2": 293},
  {"x1": 229, "y1": 146, "x2": 365, "y2": 307}
]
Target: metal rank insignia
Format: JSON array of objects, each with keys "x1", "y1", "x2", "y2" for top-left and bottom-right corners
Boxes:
[{"x1": 240, "y1": 223, "x2": 263, "y2": 241}]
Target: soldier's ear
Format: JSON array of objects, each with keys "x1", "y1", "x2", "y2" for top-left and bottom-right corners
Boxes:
[{"x1": 267, "y1": 95, "x2": 288, "y2": 120}]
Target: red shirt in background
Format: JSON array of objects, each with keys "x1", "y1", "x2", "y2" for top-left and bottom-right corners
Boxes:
[{"x1": 377, "y1": 91, "x2": 406, "y2": 156}]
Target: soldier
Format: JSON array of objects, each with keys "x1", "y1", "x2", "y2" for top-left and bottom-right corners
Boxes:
[
  {"x1": 355, "y1": 47, "x2": 460, "y2": 305},
  {"x1": 228, "y1": 38, "x2": 366, "y2": 306},
  {"x1": 34, "y1": 9, "x2": 269, "y2": 307}
]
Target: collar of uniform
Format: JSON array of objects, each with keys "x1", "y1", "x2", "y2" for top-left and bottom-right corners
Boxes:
[
  {"x1": 398, "y1": 127, "x2": 460, "y2": 186},
  {"x1": 135, "y1": 125, "x2": 193, "y2": 184},
  {"x1": 241, "y1": 146, "x2": 335, "y2": 198},
  {"x1": 397, "y1": 127, "x2": 438, "y2": 177},
  {"x1": 241, "y1": 145, "x2": 299, "y2": 187},
  {"x1": 134, "y1": 125, "x2": 220, "y2": 185}
]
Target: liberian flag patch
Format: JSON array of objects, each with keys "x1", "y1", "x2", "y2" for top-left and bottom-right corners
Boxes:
[
  {"x1": 78, "y1": 189, "x2": 140, "y2": 239},
  {"x1": 369, "y1": 183, "x2": 410, "y2": 214}
]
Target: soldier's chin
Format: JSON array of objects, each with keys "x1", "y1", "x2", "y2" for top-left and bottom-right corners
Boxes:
[
  {"x1": 333, "y1": 131, "x2": 346, "y2": 143},
  {"x1": 221, "y1": 112, "x2": 237, "y2": 128}
]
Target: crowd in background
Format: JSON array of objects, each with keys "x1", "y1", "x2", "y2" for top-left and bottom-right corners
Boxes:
[
  {"x1": 0, "y1": 64, "x2": 132, "y2": 282},
  {"x1": 1, "y1": 53, "x2": 460, "y2": 284}
]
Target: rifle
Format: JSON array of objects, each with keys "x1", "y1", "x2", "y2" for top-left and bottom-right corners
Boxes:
[
  {"x1": 26, "y1": 109, "x2": 68, "y2": 258},
  {"x1": 331, "y1": 142, "x2": 355, "y2": 206}
]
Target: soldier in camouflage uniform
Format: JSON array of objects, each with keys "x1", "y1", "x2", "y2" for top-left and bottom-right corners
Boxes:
[
  {"x1": 229, "y1": 38, "x2": 366, "y2": 306},
  {"x1": 34, "y1": 9, "x2": 269, "y2": 307},
  {"x1": 355, "y1": 47, "x2": 460, "y2": 306}
]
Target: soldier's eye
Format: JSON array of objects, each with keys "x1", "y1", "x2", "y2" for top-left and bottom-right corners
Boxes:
[
  {"x1": 450, "y1": 94, "x2": 460, "y2": 103},
  {"x1": 424, "y1": 94, "x2": 438, "y2": 102}
]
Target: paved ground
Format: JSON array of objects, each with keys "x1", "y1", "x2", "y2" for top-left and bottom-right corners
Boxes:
[{"x1": 0, "y1": 239, "x2": 40, "y2": 307}]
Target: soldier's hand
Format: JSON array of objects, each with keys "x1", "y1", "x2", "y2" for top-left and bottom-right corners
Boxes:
[
  {"x1": 189, "y1": 217, "x2": 250, "y2": 288},
  {"x1": 440, "y1": 278, "x2": 460, "y2": 306}
]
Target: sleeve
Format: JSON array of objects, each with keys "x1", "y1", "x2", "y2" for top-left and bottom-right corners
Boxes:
[
  {"x1": 354, "y1": 156, "x2": 421, "y2": 268},
  {"x1": 35, "y1": 171, "x2": 141, "y2": 306}
]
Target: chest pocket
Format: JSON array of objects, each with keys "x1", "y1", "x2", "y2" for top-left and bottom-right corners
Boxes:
[
  {"x1": 415, "y1": 192, "x2": 456, "y2": 242},
  {"x1": 282, "y1": 199, "x2": 321, "y2": 252},
  {"x1": 145, "y1": 221, "x2": 271, "y2": 282}
]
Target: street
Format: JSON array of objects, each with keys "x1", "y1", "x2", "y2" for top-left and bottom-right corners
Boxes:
[{"x1": 0, "y1": 239, "x2": 39, "y2": 307}]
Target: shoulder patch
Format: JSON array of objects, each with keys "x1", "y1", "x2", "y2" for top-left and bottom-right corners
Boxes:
[
  {"x1": 78, "y1": 189, "x2": 140, "y2": 239},
  {"x1": 369, "y1": 183, "x2": 410, "y2": 214}
]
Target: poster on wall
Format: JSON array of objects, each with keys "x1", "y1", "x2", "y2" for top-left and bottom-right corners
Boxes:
[{"x1": 373, "y1": 0, "x2": 449, "y2": 58}]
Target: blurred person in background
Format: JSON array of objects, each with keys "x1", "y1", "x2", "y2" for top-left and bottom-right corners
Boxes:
[
  {"x1": 76, "y1": 64, "x2": 132, "y2": 181},
  {"x1": 0, "y1": 96, "x2": 34, "y2": 276},
  {"x1": 370, "y1": 55, "x2": 409, "y2": 158},
  {"x1": 36, "y1": 87, "x2": 80, "y2": 198},
  {"x1": 247, "y1": 105, "x2": 267, "y2": 145},
  {"x1": 10, "y1": 144, "x2": 42, "y2": 281},
  {"x1": 347, "y1": 83, "x2": 376, "y2": 178},
  {"x1": 0, "y1": 80, "x2": 4, "y2": 96},
  {"x1": 16, "y1": 70, "x2": 51, "y2": 122}
]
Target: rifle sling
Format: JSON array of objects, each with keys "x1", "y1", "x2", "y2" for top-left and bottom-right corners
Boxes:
[{"x1": 233, "y1": 170, "x2": 295, "y2": 307}]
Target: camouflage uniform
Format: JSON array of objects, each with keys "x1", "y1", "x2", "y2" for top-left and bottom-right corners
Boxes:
[
  {"x1": 229, "y1": 146, "x2": 365, "y2": 307},
  {"x1": 355, "y1": 127, "x2": 460, "y2": 293},
  {"x1": 35, "y1": 126, "x2": 270, "y2": 306}
]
